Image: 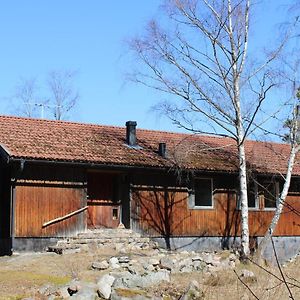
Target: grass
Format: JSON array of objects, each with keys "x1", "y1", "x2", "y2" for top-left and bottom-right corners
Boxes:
[{"x1": 0, "y1": 270, "x2": 70, "y2": 286}]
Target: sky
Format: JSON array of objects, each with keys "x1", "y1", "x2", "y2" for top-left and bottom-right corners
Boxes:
[{"x1": 0, "y1": 1, "x2": 296, "y2": 133}]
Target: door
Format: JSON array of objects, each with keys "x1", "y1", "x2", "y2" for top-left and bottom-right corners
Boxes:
[{"x1": 87, "y1": 172, "x2": 120, "y2": 228}]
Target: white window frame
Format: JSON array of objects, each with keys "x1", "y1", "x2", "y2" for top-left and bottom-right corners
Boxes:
[
  {"x1": 263, "y1": 181, "x2": 279, "y2": 211},
  {"x1": 248, "y1": 181, "x2": 260, "y2": 210},
  {"x1": 188, "y1": 178, "x2": 214, "y2": 210}
]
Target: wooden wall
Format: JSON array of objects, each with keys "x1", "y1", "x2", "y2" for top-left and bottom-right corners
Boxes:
[
  {"x1": 131, "y1": 187, "x2": 300, "y2": 238},
  {"x1": 15, "y1": 185, "x2": 86, "y2": 237},
  {"x1": 14, "y1": 164, "x2": 87, "y2": 238}
]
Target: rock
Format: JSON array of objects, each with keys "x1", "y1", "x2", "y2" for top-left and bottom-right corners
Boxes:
[
  {"x1": 240, "y1": 269, "x2": 257, "y2": 283},
  {"x1": 159, "y1": 257, "x2": 174, "y2": 271},
  {"x1": 68, "y1": 280, "x2": 82, "y2": 296},
  {"x1": 97, "y1": 274, "x2": 115, "y2": 299},
  {"x1": 118, "y1": 256, "x2": 130, "y2": 264},
  {"x1": 179, "y1": 280, "x2": 204, "y2": 300},
  {"x1": 192, "y1": 256, "x2": 203, "y2": 262},
  {"x1": 110, "y1": 257, "x2": 121, "y2": 269},
  {"x1": 92, "y1": 260, "x2": 109, "y2": 270},
  {"x1": 180, "y1": 265, "x2": 193, "y2": 273},
  {"x1": 192, "y1": 260, "x2": 205, "y2": 271},
  {"x1": 116, "y1": 270, "x2": 170, "y2": 289},
  {"x1": 149, "y1": 258, "x2": 160, "y2": 266},
  {"x1": 229, "y1": 253, "x2": 237, "y2": 261},
  {"x1": 71, "y1": 287, "x2": 96, "y2": 300},
  {"x1": 56, "y1": 286, "x2": 70, "y2": 299}
]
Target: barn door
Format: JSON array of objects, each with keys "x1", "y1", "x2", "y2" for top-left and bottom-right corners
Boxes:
[{"x1": 87, "y1": 172, "x2": 120, "y2": 228}]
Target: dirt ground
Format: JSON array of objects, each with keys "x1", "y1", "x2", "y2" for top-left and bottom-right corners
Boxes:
[{"x1": 0, "y1": 247, "x2": 300, "y2": 300}]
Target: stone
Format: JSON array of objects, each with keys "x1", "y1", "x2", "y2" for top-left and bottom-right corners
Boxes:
[
  {"x1": 240, "y1": 269, "x2": 257, "y2": 283},
  {"x1": 110, "y1": 257, "x2": 121, "y2": 269},
  {"x1": 71, "y1": 287, "x2": 96, "y2": 300},
  {"x1": 67, "y1": 280, "x2": 82, "y2": 296},
  {"x1": 240, "y1": 269, "x2": 255, "y2": 278},
  {"x1": 149, "y1": 258, "x2": 160, "y2": 266},
  {"x1": 192, "y1": 256, "x2": 203, "y2": 262},
  {"x1": 92, "y1": 260, "x2": 109, "y2": 270},
  {"x1": 179, "y1": 280, "x2": 204, "y2": 300},
  {"x1": 116, "y1": 270, "x2": 170, "y2": 289},
  {"x1": 180, "y1": 265, "x2": 193, "y2": 273},
  {"x1": 97, "y1": 274, "x2": 115, "y2": 299},
  {"x1": 118, "y1": 256, "x2": 130, "y2": 264},
  {"x1": 56, "y1": 286, "x2": 70, "y2": 299},
  {"x1": 229, "y1": 253, "x2": 237, "y2": 261},
  {"x1": 159, "y1": 257, "x2": 174, "y2": 271},
  {"x1": 192, "y1": 260, "x2": 205, "y2": 271}
]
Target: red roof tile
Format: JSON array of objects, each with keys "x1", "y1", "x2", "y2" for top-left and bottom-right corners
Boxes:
[{"x1": 0, "y1": 115, "x2": 298, "y2": 175}]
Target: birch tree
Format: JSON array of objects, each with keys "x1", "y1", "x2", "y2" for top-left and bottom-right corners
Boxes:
[
  {"x1": 129, "y1": 0, "x2": 288, "y2": 257},
  {"x1": 258, "y1": 91, "x2": 300, "y2": 257},
  {"x1": 47, "y1": 70, "x2": 79, "y2": 120},
  {"x1": 14, "y1": 78, "x2": 41, "y2": 118}
]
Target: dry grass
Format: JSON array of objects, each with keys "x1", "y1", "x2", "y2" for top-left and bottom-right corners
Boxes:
[{"x1": 0, "y1": 249, "x2": 299, "y2": 299}]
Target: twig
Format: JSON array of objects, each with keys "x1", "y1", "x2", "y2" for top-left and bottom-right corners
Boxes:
[
  {"x1": 271, "y1": 237, "x2": 295, "y2": 299},
  {"x1": 247, "y1": 258, "x2": 300, "y2": 289},
  {"x1": 233, "y1": 269, "x2": 260, "y2": 300}
]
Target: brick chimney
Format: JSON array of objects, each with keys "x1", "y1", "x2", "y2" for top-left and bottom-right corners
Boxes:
[
  {"x1": 158, "y1": 142, "x2": 166, "y2": 158},
  {"x1": 126, "y1": 121, "x2": 137, "y2": 146}
]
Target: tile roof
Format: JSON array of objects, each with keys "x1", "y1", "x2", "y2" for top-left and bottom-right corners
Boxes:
[{"x1": 0, "y1": 115, "x2": 299, "y2": 175}]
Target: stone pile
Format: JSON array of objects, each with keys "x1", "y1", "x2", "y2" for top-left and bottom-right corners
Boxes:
[{"x1": 36, "y1": 250, "x2": 241, "y2": 299}]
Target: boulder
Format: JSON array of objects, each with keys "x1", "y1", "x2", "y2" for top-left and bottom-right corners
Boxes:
[
  {"x1": 110, "y1": 257, "x2": 121, "y2": 269},
  {"x1": 159, "y1": 257, "x2": 174, "y2": 271},
  {"x1": 92, "y1": 260, "x2": 109, "y2": 270},
  {"x1": 97, "y1": 274, "x2": 115, "y2": 299}
]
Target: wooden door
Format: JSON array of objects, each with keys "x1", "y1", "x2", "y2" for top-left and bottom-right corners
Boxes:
[{"x1": 87, "y1": 172, "x2": 120, "y2": 228}]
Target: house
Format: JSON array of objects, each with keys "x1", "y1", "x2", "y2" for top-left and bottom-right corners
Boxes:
[{"x1": 0, "y1": 115, "x2": 300, "y2": 257}]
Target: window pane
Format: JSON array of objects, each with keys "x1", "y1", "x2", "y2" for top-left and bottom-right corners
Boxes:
[
  {"x1": 264, "y1": 182, "x2": 277, "y2": 208},
  {"x1": 248, "y1": 183, "x2": 257, "y2": 208},
  {"x1": 195, "y1": 179, "x2": 212, "y2": 207}
]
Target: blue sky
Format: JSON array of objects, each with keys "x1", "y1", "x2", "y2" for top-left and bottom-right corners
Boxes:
[{"x1": 0, "y1": 1, "x2": 296, "y2": 133}]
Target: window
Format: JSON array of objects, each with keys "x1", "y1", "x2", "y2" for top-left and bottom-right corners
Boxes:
[
  {"x1": 189, "y1": 178, "x2": 213, "y2": 208},
  {"x1": 262, "y1": 181, "x2": 278, "y2": 209},
  {"x1": 247, "y1": 181, "x2": 259, "y2": 209}
]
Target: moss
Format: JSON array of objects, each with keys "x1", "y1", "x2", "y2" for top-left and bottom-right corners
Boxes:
[{"x1": 0, "y1": 270, "x2": 70, "y2": 286}]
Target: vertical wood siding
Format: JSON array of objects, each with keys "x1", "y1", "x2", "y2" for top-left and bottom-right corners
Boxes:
[
  {"x1": 87, "y1": 172, "x2": 120, "y2": 228},
  {"x1": 15, "y1": 185, "x2": 86, "y2": 237},
  {"x1": 132, "y1": 187, "x2": 300, "y2": 237}
]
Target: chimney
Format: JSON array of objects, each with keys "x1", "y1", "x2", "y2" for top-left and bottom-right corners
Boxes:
[
  {"x1": 126, "y1": 121, "x2": 137, "y2": 146},
  {"x1": 158, "y1": 142, "x2": 166, "y2": 158}
]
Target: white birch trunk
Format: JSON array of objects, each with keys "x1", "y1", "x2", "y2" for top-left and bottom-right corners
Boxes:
[
  {"x1": 238, "y1": 138, "x2": 250, "y2": 257},
  {"x1": 258, "y1": 143, "x2": 298, "y2": 256}
]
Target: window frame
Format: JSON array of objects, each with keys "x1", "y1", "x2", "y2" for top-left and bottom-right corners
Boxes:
[
  {"x1": 262, "y1": 180, "x2": 279, "y2": 211},
  {"x1": 247, "y1": 180, "x2": 260, "y2": 210},
  {"x1": 188, "y1": 177, "x2": 214, "y2": 210}
]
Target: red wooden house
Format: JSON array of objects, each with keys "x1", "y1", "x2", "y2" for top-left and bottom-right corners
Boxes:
[{"x1": 0, "y1": 115, "x2": 299, "y2": 256}]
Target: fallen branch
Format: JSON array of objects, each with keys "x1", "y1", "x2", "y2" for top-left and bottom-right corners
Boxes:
[{"x1": 42, "y1": 206, "x2": 88, "y2": 228}]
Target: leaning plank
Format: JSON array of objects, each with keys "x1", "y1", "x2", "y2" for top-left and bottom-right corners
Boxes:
[{"x1": 42, "y1": 206, "x2": 88, "y2": 228}]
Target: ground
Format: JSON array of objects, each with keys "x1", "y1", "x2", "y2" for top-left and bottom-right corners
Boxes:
[{"x1": 0, "y1": 246, "x2": 300, "y2": 300}]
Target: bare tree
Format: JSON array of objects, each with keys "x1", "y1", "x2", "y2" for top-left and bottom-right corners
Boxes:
[
  {"x1": 47, "y1": 70, "x2": 79, "y2": 120},
  {"x1": 14, "y1": 78, "x2": 40, "y2": 117},
  {"x1": 129, "y1": 0, "x2": 291, "y2": 257}
]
